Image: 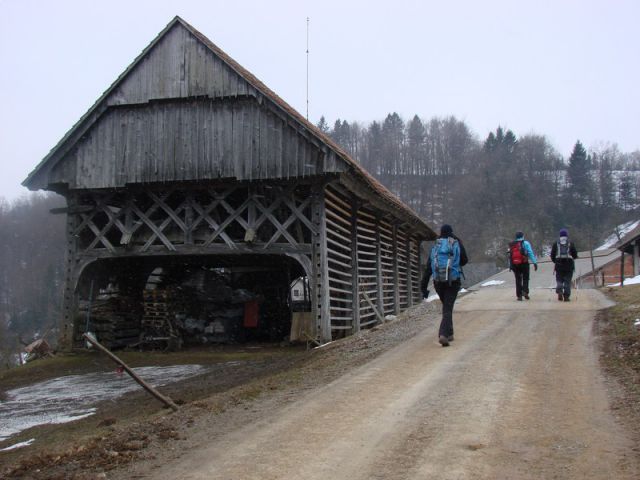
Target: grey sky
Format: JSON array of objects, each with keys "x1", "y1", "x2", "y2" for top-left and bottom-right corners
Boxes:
[{"x1": 1, "y1": 0, "x2": 638, "y2": 200}]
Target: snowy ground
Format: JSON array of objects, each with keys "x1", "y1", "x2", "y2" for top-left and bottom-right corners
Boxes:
[
  {"x1": 596, "y1": 219, "x2": 640, "y2": 250},
  {"x1": 0, "y1": 364, "x2": 212, "y2": 443},
  {"x1": 607, "y1": 273, "x2": 640, "y2": 287}
]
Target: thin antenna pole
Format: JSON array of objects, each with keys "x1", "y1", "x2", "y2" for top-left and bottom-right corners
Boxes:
[{"x1": 306, "y1": 17, "x2": 309, "y2": 121}]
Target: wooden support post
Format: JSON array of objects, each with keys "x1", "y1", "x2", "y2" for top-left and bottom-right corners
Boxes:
[
  {"x1": 312, "y1": 186, "x2": 331, "y2": 342},
  {"x1": 620, "y1": 251, "x2": 625, "y2": 287},
  {"x1": 392, "y1": 223, "x2": 400, "y2": 315},
  {"x1": 375, "y1": 214, "x2": 384, "y2": 320},
  {"x1": 83, "y1": 333, "x2": 179, "y2": 412},
  {"x1": 60, "y1": 194, "x2": 79, "y2": 351},
  {"x1": 406, "y1": 236, "x2": 413, "y2": 308},
  {"x1": 350, "y1": 198, "x2": 360, "y2": 333}
]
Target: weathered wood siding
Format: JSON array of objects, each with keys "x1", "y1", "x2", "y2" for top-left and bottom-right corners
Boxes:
[
  {"x1": 49, "y1": 99, "x2": 342, "y2": 189},
  {"x1": 107, "y1": 24, "x2": 257, "y2": 105},
  {"x1": 39, "y1": 21, "x2": 346, "y2": 190}
]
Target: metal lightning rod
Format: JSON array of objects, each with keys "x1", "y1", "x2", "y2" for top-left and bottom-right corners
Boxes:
[{"x1": 306, "y1": 17, "x2": 309, "y2": 121}]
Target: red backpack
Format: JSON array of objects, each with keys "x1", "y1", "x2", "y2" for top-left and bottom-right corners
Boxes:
[{"x1": 509, "y1": 240, "x2": 527, "y2": 265}]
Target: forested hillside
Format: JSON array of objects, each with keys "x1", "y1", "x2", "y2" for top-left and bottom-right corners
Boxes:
[
  {"x1": 320, "y1": 114, "x2": 640, "y2": 260},
  {"x1": 0, "y1": 194, "x2": 65, "y2": 367}
]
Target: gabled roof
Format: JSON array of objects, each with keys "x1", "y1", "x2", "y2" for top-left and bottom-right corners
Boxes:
[
  {"x1": 616, "y1": 222, "x2": 640, "y2": 253},
  {"x1": 23, "y1": 16, "x2": 434, "y2": 236}
]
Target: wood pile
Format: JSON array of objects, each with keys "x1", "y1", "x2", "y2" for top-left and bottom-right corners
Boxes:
[
  {"x1": 78, "y1": 296, "x2": 141, "y2": 349},
  {"x1": 140, "y1": 288, "x2": 181, "y2": 349}
]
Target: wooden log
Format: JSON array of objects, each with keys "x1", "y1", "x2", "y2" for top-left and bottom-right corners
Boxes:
[{"x1": 82, "y1": 333, "x2": 179, "y2": 412}]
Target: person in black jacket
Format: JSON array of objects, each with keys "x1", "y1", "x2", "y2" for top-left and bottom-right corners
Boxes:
[
  {"x1": 420, "y1": 224, "x2": 469, "y2": 346},
  {"x1": 550, "y1": 228, "x2": 578, "y2": 301}
]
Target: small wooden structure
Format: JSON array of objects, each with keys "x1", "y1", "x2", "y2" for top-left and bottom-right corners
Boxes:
[
  {"x1": 616, "y1": 223, "x2": 640, "y2": 284},
  {"x1": 23, "y1": 17, "x2": 435, "y2": 349},
  {"x1": 573, "y1": 248, "x2": 633, "y2": 287}
]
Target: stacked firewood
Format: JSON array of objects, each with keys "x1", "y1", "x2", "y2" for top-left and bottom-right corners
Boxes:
[
  {"x1": 79, "y1": 296, "x2": 141, "y2": 349},
  {"x1": 140, "y1": 288, "x2": 181, "y2": 349}
]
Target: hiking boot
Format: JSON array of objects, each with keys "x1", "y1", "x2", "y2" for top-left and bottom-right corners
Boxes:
[
  {"x1": 517, "y1": 296, "x2": 523, "y2": 301},
  {"x1": 558, "y1": 293, "x2": 563, "y2": 301},
  {"x1": 447, "y1": 335, "x2": 454, "y2": 342},
  {"x1": 564, "y1": 296, "x2": 570, "y2": 302},
  {"x1": 439, "y1": 335, "x2": 450, "y2": 347},
  {"x1": 524, "y1": 294, "x2": 530, "y2": 300}
]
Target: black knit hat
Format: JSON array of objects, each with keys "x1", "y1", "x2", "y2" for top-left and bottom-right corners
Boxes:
[{"x1": 440, "y1": 224, "x2": 453, "y2": 236}]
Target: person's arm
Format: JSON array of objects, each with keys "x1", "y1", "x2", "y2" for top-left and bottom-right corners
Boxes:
[
  {"x1": 456, "y1": 236, "x2": 469, "y2": 266},
  {"x1": 571, "y1": 243, "x2": 578, "y2": 258},
  {"x1": 550, "y1": 242, "x2": 557, "y2": 264},
  {"x1": 524, "y1": 241, "x2": 538, "y2": 264},
  {"x1": 421, "y1": 256, "x2": 432, "y2": 298}
]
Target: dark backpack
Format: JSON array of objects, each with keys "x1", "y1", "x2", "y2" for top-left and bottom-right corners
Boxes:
[
  {"x1": 556, "y1": 238, "x2": 571, "y2": 260},
  {"x1": 431, "y1": 237, "x2": 461, "y2": 283},
  {"x1": 509, "y1": 240, "x2": 527, "y2": 265}
]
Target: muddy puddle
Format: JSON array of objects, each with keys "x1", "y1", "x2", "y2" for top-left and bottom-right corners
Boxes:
[{"x1": 0, "y1": 364, "x2": 214, "y2": 442}]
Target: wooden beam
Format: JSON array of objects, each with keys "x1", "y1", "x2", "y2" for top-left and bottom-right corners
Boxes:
[
  {"x1": 313, "y1": 186, "x2": 331, "y2": 342},
  {"x1": 392, "y1": 223, "x2": 400, "y2": 315},
  {"x1": 83, "y1": 334, "x2": 179, "y2": 412},
  {"x1": 50, "y1": 205, "x2": 95, "y2": 215},
  {"x1": 76, "y1": 243, "x2": 313, "y2": 258},
  {"x1": 360, "y1": 291, "x2": 385, "y2": 324},
  {"x1": 406, "y1": 236, "x2": 413, "y2": 308}
]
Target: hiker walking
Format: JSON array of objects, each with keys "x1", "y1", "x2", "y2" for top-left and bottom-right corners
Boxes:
[
  {"x1": 508, "y1": 231, "x2": 538, "y2": 301},
  {"x1": 421, "y1": 224, "x2": 468, "y2": 347},
  {"x1": 550, "y1": 228, "x2": 578, "y2": 301}
]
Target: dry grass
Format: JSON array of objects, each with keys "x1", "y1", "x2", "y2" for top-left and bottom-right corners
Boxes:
[{"x1": 596, "y1": 284, "x2": 640, "y2": 438}]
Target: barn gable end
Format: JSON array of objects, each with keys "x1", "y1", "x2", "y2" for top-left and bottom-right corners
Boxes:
[{"x1": 24, "y1": 17, "x2": 346, "y2": 191}]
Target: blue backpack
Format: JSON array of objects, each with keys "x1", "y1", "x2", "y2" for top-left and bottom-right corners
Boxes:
[{"x1": 431, "y1": 237, "x2": 461, "y2": 283}]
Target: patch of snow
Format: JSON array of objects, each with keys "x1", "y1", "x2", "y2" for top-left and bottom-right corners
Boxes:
[
  {"x1": 0, "y1": 438, "x2": 35, "y2": 451},
  {"x1": 634, "y1": 319, "x2": 640, "y2": 328},
  {"x1": 481, "y1": 280, "x2": 505, "y2": 287},
  {"x1": 607, "y1": 274, "x2": 640, "y2": 287},
  {"x1": 596, "y1": 220, "x2": 640, "y2": 250},
  {"x1": 423, "y1": 288, "x2": 467, "y2": 303},
  {"x1": 425, "y1": 294, "x2": 440, "y2": 303},
  {"x1": 384, "y1": 315, "x2": 397, "y2": 322},
  {"x1": 0, "y1": 364, "x2": 208, "y2": 442}
]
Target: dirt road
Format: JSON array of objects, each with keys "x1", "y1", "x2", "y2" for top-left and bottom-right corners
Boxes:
[{"x1": 148, "y1": 270, "x2": 638, "y2": 479}]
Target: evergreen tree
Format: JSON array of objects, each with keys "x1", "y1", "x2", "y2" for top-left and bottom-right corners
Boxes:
[
  {"x1": 381, "y1": 113, "x2": 405, "y2": 180},
  {"x1": 316, "y1": 116, "x2": 330, "y2": 134},
  {"x1": 618, "y1": 175, "x2": 636, "y2": 210},
  {"x1": 566, "y1": 141, "x2": 593, "y2": 204},
  {"x1": 364, "y1": 121, "x2": 384, "y2": 176},
  {"x1": 406, "y1": 115, "x2": 425, "y2": 176}
]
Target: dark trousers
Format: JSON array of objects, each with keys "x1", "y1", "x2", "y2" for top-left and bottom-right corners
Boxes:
[
  {"x1": 555, "y1": 270, "x2": 573, "y2": 298},
  {"x1": 512, "y1": 263, "x2": 530, "y2": 298},
  {"x1": 434, "y1": 281, "x2": 461, "y2": 338}
]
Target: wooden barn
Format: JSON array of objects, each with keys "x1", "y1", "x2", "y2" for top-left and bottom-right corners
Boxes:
[{"x1": 23, "y1": 16, "x2": 436, "y2": 350}]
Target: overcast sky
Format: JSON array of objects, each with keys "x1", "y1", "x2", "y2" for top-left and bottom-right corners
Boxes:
[{"x1": 1, "y1": 0, "x2": 638, "y2": 200}]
